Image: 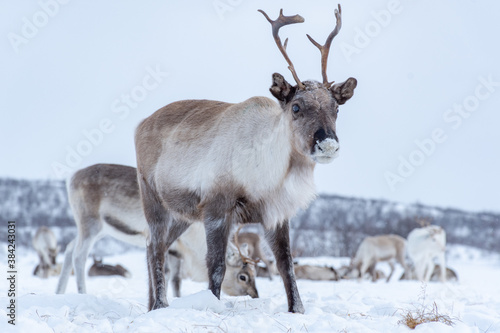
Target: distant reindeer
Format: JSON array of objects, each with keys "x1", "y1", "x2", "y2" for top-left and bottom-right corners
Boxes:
[
  {"x1": 32, "y1": 226, "x2": 60, "y2": 279},
  {"x1": 88, "y1": 256, "x2": 131, "y2": 278},
  {"x1": 232, "y1": 226, "x2": 276, "y2": 280},
  {"x1": 345, "y1": 234, "x2": 408, "y2": 282},
  {"x1": 33, "y1": 263, "x2": 62, "y2": 278},
  {"x1": 294, "y1": 264, "x2": 338, "y2": 281},
  {"x1": 135, "y1": 5, "x2": 356, "y2": 313},
  {"x1": 429, "y1": 264, "x2": 457, "y2": 282},
  {"x1": 400, "y1": 264, "x2": 457, "y2": 282},
  {"x1": 407, "y1": 225, "x2": 446, "y2": 282},
  {"x1": 56, "y1": 163, "x2": 258, "y2": 299}
]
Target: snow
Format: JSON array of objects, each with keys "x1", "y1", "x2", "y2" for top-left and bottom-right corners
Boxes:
[{"x1": 2, "y1": 245, "x2": 500, "y2": 332}]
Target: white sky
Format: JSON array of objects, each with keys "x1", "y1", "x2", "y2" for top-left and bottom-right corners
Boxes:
[{"x1": 1, "y1": 0, "x2": 499, "y2": 213}]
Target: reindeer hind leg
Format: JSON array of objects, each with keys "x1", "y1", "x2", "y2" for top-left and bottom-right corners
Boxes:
[
  {"x1": 139, "y1": 175, "x2": 190, "y2": 311},
  {"x1": 56, "y1": 239, "x2": 75, "y2": 294},
  {"x1": 73, "y1": 217, "x2": 101, "y2": 294}
]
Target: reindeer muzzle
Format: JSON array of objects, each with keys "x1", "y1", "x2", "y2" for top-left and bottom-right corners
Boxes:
[{"x1": 312, "y1": 138, "x2": 340, "y2": 163}]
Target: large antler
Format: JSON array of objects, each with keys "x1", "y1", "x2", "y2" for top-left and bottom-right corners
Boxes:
[
  {"x1": 234, "y1": 225, "x2": 260, "y2": 266},
  {"x1": 258, "y1": 9, "x2": 305, "y2": 90},
  {"x1": 306, "y1": 4, "x2": 342, "y2": 88}
]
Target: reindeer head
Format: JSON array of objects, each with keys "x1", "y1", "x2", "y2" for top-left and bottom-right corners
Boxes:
[
  {"x1": 259, "y1": 5, "x2": 357, "y2": 164},
  {"x1": 223, "y1": 242, "x2": 259, "y2": 298},
  {"x1": 425, "y1": 225, "x2": 446, "y2": 252},
  {"x1": 92, "y1": 255, "x2": 103, "y2": 265},
  {"x1": 48, "y1": 246, "x2": 60, "y2": 266}
]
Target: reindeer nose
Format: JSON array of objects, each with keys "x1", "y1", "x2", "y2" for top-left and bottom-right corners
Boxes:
[
  {"x1": 314, "y1": 128, "x2": 338, "y2": 143},
  {"x1": 313, "y1": 128, "x2": 327, "y2": 142}
]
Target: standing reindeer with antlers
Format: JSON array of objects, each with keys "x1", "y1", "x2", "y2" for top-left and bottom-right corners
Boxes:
[{"x1": 135, "y1": 5, "x2": 356, "y2": 313}]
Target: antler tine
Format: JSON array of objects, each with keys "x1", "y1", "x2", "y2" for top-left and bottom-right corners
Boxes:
[
  {"x1": 306, "y1": 4, "x2": 342, "y2": 88},
  {"x1": 258, "y1": 8, "x2": 305, "y2": 90},
  {"x1": 233, "y1": 225, "x2": 260, "y2": 266}
]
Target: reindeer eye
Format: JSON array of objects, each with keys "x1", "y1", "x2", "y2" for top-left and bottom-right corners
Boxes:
[
  {"x1": 239, "y1": 274, "x2": 247, "y2": 282},
  {"x1": 292, "y1": 104, "x2": 300, "y2": 113}
]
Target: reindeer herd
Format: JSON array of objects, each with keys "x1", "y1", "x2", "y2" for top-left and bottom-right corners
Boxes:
[
  {"x1": 35, "y1": 204, "x2": 455, "y2": 295},
  {"x1": 30, "y1": 4, "x2": 457, "y2": 315}
]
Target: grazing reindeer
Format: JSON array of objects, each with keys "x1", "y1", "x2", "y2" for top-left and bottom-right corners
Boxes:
[
  {"x1": 168, "y1": 222, "x2": 259, "y2": 298},
  {"x1": 232, "y1": 226, "x2": 276, "y2": 280},
  {"x1": 135, "y1": 5, "x2": 356, "y2": 313},
  {"x1": 407, "y1": 225, "x2": 446, "y2": 282},
  {"x1": 32, "y1": 226, "x2": 60, "y2": 279},
  {"x1": 294, "y1": 264, "x2": 338, "y2": 281},
  {"x1": 400, "y1": 264, "x2": 458, "y2": 282},
  {"x1": 33, "y1": 263, "x2": 62, "y2": 278},
  {"x1": 429, "y1": 264, "x2": 457, "y2": 282},
  {"x1": 56, "y1": 163, "x2": 258, "y2": 299},
  {"x1": 345, "y1": 235, "x2": 408, "y2": 282},
  {"x1": 88, "y1": 256, "x2": 131, "y2": 278}
]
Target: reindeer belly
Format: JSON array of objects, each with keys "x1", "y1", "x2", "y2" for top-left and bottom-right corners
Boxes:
[{"x1": 99, "y1": 199, "x2": 149, "y2": 247}]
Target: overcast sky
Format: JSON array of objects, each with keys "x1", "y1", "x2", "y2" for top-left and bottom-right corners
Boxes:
[{"x1": 1, "y1": 0, "x2": 499, "y2": 213}]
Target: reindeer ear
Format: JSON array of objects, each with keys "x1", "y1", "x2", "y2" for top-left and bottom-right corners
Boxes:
[
  {"x1": 226, "y1": 243, "x2": 240, "y2": 266},
  {"x1": 330, "y1": 77, "x2": 357, "y2": 105},
  {"x1": 240, "y1": 243, "x2": 250, "y2": 257},
  {"x1": 270, "y1": 73, "x2": 296, "y2": 102}
]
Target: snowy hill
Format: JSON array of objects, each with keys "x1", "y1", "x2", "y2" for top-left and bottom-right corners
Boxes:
[{"x1": 1, "y1": 177, "x2": 498, "y2": 257}]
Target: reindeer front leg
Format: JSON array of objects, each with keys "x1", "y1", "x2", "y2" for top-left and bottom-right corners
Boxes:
[
  {"x1": 204, "y1": 217, "x2": 230, "y2": 299},
  {"x1": 265, "y1": 220, "x2": 304, "y2": 314}
]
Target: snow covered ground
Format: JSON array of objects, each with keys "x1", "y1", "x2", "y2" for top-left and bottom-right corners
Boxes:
[{"x1": 2, "y1": 245, "x2": 500, "y2": 332}]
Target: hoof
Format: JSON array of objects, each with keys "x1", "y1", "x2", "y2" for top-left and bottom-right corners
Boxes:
[
  {"x1": 151, "y1": 299, "x2": 168, "y2": 311},
  {"x1": 290, "y1": 303, "x2": 305, "y2": 314}
]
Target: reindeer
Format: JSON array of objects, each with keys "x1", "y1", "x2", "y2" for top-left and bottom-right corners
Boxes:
[
  {"x1": 232, "y1": 226, "x2": 276, "y2": 280},
  {"x1": 33, "y1": 263, "x2": 62, "y2": 278},
  {"x1": 406, "y1": 225, "x2": 446, "y2": 282},
  {"x1": 56, "y1": 163, "x2": 258, "y2": 299},
  {"x1": 168, "y1": 222, "x2": 259, "y2": 298},
  {"x1": 400, "y1": 264, "x2": 457, "y2": 282},
  {"x1": 32, "y1": 226, "x2": 60, "y2": 279},
  {"x1": 88, "y1": 256, "x2": 131, "y2": 278},
  {"x1": 293, "y1": 264, "x2": 339, "y2": 281},
  {"x1": 345, "y1": 234, "x2": 408, "y2": 282},
  {"x1": 134, "y1": 5, "x2": 356, "y2": 313},
  {"x1": 429, "y1": 264, "x2": 457, "y2": 282}
]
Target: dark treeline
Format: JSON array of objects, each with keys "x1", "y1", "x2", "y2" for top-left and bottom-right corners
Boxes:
[{"x1": 1, "y1": 178, "x2": 499, "y2": 257}]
